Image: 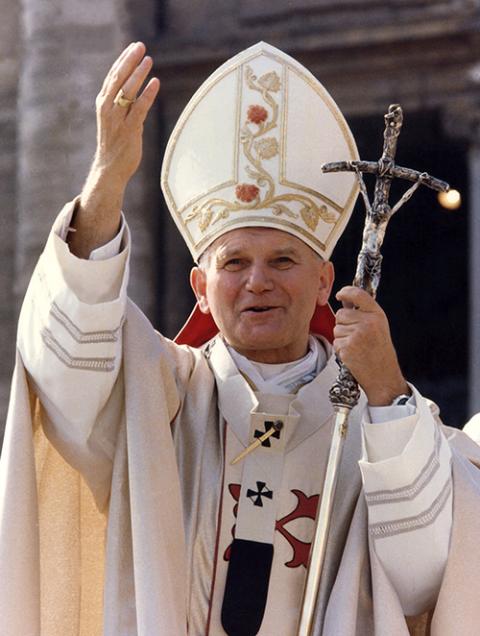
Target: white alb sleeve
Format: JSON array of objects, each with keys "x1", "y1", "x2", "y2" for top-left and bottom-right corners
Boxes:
[
  {"x1": 359, "y1": 385, "x2": 452, "y2": 616},
  {"x1": 17, "y1": 200, "x2": 130, "y2": 484}
]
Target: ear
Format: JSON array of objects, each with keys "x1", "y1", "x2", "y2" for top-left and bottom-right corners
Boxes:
[
  {"x1": 316, "y1": 260, "x2": 335, "y2": 307},
  {"x1": 190, "y1": 267, "x2": 211, "y2": 314}
]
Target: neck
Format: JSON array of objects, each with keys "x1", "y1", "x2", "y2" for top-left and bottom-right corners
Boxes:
[{"x1": 227, "y1": 340, "x2": 310, "y2": 364}]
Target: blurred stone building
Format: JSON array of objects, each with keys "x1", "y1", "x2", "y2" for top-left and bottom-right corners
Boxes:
[{"x1": 2, "y1": 0, "x2": 480, "y2": 435}]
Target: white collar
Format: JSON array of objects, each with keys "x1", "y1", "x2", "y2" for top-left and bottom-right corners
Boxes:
[{"x1": 227, "y1": 336, "x2": 327, "y2": 395}]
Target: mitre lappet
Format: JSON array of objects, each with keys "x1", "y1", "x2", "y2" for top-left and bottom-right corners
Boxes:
[{"x1": 160, "y1": 41, "x2": 359, "y2": 346}]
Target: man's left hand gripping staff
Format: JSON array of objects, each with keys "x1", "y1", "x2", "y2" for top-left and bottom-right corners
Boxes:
[
  {"x1": 333, "y1": 285, "x2": 410, "y2": 406},
  {"x1": 69, "y1": 42, "x2": 160, "y2": 259}
]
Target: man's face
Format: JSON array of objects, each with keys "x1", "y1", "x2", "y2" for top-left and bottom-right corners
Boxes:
[{"x1": 190, "y1": 227, "x2": 334, "y2": 363}]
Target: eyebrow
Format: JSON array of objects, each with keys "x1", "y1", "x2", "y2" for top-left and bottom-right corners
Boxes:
[
  {"x1": 214, "y1": 248, "x2": 243, "y2": 265},
  {"x1": 269, "y1": 247, "x2": 299, "y2": 257},
  {"x1": 216, "y1": 247, "x2": 243, "y2": 259},
  {"x1": 215, "y1": 245, "x2": 301, "y2": 262}
]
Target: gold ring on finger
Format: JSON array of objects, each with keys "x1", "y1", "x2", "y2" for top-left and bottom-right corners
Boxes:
[{"x1": 114, "y1": 89, "x2": 136, "y2": 108}]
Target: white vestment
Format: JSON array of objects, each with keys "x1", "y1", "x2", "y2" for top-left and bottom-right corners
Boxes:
[{"x1": 2, "y1": 202, "x2": 480, "y2": 635}]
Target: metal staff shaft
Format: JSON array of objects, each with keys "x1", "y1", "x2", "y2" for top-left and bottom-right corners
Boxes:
[
  {"x1": 297, "y1": 104, "x2": 449, "y2": 636},
  {"x1": 297, "y1": 406, "x2": 350, "y2": 636}
]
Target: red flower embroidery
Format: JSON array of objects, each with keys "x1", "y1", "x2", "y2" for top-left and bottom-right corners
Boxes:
[
  {"x1": 236, "y1": 183, "x2": 260, "y2": 202},
  {"x1": 247, "y1": 104, "x2": 268, "y2": 124}
]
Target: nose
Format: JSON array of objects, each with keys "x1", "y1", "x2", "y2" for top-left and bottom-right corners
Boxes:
[{"x1": 245, "y1": 263, "x2": 274, "y2": 293}]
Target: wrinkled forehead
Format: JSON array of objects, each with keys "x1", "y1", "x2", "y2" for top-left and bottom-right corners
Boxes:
[{"x1": 199, "y1": 226, "x2": 324, "y2": 265}]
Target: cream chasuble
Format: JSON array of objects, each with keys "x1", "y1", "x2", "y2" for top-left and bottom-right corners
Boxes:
[{"x1": 3, "y1": 203, "x2": 480, "y2": 634}]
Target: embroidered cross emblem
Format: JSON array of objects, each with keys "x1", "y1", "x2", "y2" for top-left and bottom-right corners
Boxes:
[
  {"x1": 254, "y1": 421, "x2": 282, "y2": 447},
  {"x1": 225, "y1": 485, "x2": 319, "y2": 568},
  {"x1": 246, "y1": 481, "x2": 273, "y2": 507}
]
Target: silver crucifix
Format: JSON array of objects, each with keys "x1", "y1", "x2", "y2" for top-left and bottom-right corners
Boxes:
[
  {"x1": 298, "y1": 103, "x2": 450, "y2": 636},
  {"x1": 325, "y1": 103, "x2": 449, "y2": 411}
]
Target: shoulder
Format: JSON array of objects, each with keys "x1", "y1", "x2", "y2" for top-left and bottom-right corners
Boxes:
[
  {"x1": 439, "y1": 416, "x2": 480, "y2": 470},
  {"x1": 463, "y1": 413, "x2": 480, "y2": 445},
  {"x1": 124, "y1": 300, "x2": 211, "y2": 384}
]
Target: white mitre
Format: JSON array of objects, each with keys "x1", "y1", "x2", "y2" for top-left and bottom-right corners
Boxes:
[{"x1": 161, "y1": 41, "x2": 359, "y2": 263}]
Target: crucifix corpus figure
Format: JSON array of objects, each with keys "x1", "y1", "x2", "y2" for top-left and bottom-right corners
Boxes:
[{"x1": 1, "y1": 41, "x2": 480, "y2": 636}]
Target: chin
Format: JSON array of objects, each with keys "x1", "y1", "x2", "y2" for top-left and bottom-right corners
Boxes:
[
  {"x1": 229, "y1": 332, "x2": 290, "y2": 353},
  {"x1": 240, "y1": 323, "x2": 280, "y2": 339}
]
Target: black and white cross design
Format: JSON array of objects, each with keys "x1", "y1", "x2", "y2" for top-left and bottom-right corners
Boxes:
[
  {"x1": 254, "y1": 421, "x2": 282, "y2": 448},
  {"x1": 247, "y1": 481, "x2": 273, "y2": 507}
]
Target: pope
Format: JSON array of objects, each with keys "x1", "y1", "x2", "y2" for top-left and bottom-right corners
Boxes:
[{"x1": 2, "y1": 41, "x2": 480, "y2": 636}]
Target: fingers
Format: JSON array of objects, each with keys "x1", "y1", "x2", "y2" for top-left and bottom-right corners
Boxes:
[
  {"x1": 120, "y1": 55, "x2": 153, "y2": 101},
  {"x1": 335, "y1": 295, "x2": 384, "y2": 331},
  {"x1": 127, "y1": 77, "x2": 161, "y2": 125},
  {"x1": 333, "y1": 305, "x2": 390, "y2": 359},
  {"x1": 333, "y1": 323, "x2": 372, "y2": 354},
  {"x1": 99, "y1": 43, "x2": 139, "y2": 96},
  {"x1": 332, "y1": 324, "x2": 351, "y2": 339},
  {"x1": 332, "y1": 336, "x2": 351, "y2": 364},
  {"x1": 101, "y1": 42, "x2": 147, "y2": 107},
  {"x1": 96, "y1": 42, "x2": 160, "y2": 127},
  {"x1": 107, "y1": 42, "x2": 139, "y2": 82},
  {"x1": 333, "y1": 286, "x2": 389, "y2": 356},
  {"x1": 335, "y1": 286, "x2": 377, "y2": 311},
  {"x1": 332, "y1": 289, "x2": 406, "y2": 405}
]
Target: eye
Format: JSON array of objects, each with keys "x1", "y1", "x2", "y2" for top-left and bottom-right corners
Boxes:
[
  {"x1": 272, "y1": 256, "x2": 295, "y2": 269},
  {"x1": 223, "y1": 258, "x2": 245, "y2": 271}
]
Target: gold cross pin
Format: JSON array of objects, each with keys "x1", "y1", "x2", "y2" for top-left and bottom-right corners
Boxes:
[{"x1": 231, "y1": 420, "x2": 284, "y2": 465}]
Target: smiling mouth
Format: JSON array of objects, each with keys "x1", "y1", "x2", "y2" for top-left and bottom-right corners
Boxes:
[{"x1": 244, "y1": 306, "x2": 277, "y2": 313}]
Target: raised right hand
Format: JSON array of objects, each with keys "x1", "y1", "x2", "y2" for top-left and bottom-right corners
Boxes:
[
  {"x1": 94, "y1": 41, "x2": 160, "y2": 185},
  {"x1": 70, "y1": 43, "x2": 160, "y2": 258}
]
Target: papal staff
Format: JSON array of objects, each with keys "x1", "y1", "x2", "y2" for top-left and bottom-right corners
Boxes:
[{"x1": 297, "y1": 104, "x2": 450, "y2": 635}]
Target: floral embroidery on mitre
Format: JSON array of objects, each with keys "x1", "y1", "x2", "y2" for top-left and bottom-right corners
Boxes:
[
  {"x1": 257, "y1": 71, "x2": 281, "y2": 92},
  {"x1": 185, "y1": 65, "x2": 337, "y2": 235},
  {"x1": 254, "y1": 137, "x2": 279, "y2": 160},
  {"x1": 236, "y1": 183, "x2": 260, "y2": 202},
  {"x1": 247, "y1": 104, "x2": 268, "y2": 124}
]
